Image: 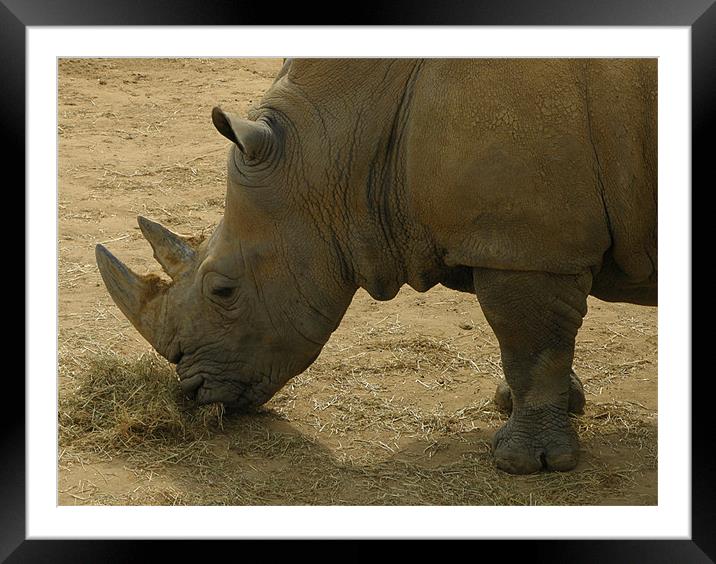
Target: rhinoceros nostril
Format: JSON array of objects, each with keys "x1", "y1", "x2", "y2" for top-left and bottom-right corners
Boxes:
[{"x1": 178, "y1": 373, "x2": 204, "y2": 396}]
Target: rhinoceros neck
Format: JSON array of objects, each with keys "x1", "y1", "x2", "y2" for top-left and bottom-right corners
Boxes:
[{"x1": 296, "y1": 59, "x2": 442, "y2": 301}]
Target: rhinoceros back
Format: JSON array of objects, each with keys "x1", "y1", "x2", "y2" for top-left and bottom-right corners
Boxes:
[{"x1": 403, "y1": 59, "x2": 656, "y2": 295}]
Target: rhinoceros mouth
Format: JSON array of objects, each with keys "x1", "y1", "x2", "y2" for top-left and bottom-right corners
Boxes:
[
  {"x1": 174, "y1": 356, "x2": 273, "y2": 409},
  {"x1": 191, "y1": 376, "x2": 273, "y2": 410},
  {"x1": 177, "y1": 373, "x2": 204, "y2": 395}
]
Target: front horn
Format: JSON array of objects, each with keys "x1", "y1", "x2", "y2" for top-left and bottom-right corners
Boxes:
[
  {"x1": 137, "y1": 216, "x2": 195, "y2": 279},
  {"x1": 95, "y1": 243, "x2": 168, "y2": 354}
]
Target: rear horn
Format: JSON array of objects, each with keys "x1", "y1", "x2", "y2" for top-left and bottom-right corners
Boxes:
[{"x1": 137, "y1": 216, "x2": 195, "y2": 279}]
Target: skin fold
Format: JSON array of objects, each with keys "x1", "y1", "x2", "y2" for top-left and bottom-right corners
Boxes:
[{"x1": 96, "y1": 58, "x2": 657, "y2": 474}]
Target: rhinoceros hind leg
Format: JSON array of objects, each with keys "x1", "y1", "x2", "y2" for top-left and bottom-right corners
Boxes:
[
  {"x1": 494, "y1": 370, "x2": 585, "y2": 415},
  {"x1": 473, "y1": 267, "x2": 592, "y2": 474}
]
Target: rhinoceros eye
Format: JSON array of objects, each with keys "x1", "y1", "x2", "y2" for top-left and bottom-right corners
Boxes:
[
  {"x1": 211, "y1": 286, "x2": 235, "y2": 299},
  {"x1": 203, "y1": 272, "x2": 240, "y2": 308}
]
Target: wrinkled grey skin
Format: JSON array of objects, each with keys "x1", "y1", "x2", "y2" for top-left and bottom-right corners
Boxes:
[{"x1": 96, "y1": 59, "x2": 657, "y2": 474}]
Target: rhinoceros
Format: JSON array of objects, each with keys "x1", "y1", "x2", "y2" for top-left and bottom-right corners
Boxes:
[{"x1": 95, "y1": 58, "x2": 657, "y2": 474}]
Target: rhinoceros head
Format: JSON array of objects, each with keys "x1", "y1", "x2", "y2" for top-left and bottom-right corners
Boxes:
[{"x1": 96, "y1": 106, "x2": 356, "y2": 410}]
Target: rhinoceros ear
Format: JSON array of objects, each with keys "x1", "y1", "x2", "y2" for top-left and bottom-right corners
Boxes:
[{"x1": 211, "y1": 106, "x2": 274, "y2": 161}]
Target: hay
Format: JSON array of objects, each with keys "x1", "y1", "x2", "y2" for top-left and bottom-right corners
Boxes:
[
  {"x1": 59, "y1": 342, "x2": 657, "y2": 506},
  {"x1": 59, "y1": 352, "x2": 224, "y2": 465}
]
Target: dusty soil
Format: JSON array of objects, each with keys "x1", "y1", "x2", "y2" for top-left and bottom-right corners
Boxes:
[{"x1": 57, "y1": 58, "x2": 657, "y2": 506}]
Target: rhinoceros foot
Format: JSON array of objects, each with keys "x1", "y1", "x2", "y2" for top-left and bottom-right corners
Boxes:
[
  {"x1": 494, "y1": 370, "x2": 586, "y2": 416},
  {"x1": 492, "y1": 404, "x2": 579, "y2": 474}
]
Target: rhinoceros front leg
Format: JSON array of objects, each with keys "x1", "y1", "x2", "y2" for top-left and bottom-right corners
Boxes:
[
  {"x1": 494, "y1": 370, "x2": 586, "y2": 415},
  {"x1": 472, "y1": 267, "x2": 592, "y2": 474}
]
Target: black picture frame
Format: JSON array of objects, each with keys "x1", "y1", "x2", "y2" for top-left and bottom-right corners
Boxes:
[{"x1": 9, "y1": 0, "x2": 708, "y2": 560}]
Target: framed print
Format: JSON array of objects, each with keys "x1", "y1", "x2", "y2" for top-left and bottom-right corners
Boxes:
[{"x1": 10, "y1": 0, "x2": 709, "y2": 560}]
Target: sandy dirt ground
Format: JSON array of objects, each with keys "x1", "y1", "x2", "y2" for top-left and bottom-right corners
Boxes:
[{"x1": 57, "y1": 58, "x2": 657, "y2": 507}]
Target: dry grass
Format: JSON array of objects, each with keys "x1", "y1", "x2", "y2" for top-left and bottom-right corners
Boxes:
[
  {"x1": 58, "y1": 319, "x2": 657, "y2": 506},
  {"x1": 59, "y1": 353, "x2": 225, "y2": 465}
]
